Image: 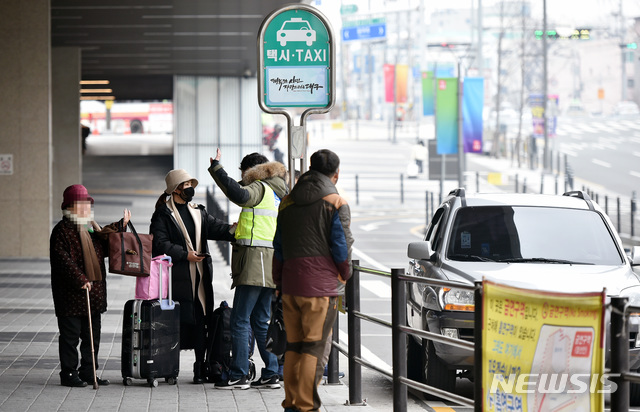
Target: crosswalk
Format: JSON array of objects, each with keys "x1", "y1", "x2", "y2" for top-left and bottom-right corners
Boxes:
[{"x1": 556, "y1": 119, "x2": 640, "y2": 136}]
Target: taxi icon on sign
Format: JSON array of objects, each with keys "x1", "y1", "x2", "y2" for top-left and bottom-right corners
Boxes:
[{"x1": 277, "y1": 17, "x2": 316, "y2": 46}]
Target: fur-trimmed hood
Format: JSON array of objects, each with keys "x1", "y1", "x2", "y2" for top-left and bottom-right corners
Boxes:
[{"x1": 241, "y1": 161, "x2": 287, "y2": 185}]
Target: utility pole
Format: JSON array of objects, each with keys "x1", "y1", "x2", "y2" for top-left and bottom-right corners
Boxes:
[{"x1": 620, "y1": 0, "x2": 627, "y2": 101}]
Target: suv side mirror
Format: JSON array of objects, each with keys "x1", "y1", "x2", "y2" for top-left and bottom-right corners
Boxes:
[
  {"x1": 631, "y1": 246, "x2": 640, "y2": 266},
  {"x1": 408, "y1": 241, "x2": 435, "y2": 261}
]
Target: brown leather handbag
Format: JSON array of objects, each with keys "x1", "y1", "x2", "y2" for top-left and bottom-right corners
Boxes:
[{"x1": 109, "y1": 222, "x2": 153, "y2": 276}]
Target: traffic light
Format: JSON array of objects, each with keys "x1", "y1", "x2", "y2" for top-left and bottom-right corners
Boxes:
[
  {"x1": 628, "y1": 42, "x2": 638, "y2": 49},
  {"x1": 534, "y1": 28, "x2": 590, "y2": 40}
]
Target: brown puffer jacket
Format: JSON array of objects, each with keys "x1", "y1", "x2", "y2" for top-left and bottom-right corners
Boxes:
[{"x1": 49, "y1": 217, "x2": 123, "y2": 317}]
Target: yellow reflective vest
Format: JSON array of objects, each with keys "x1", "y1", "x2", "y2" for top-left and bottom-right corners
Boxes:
[{"x1": 235, "y1": 181, "x2": 280, "y2": 247}]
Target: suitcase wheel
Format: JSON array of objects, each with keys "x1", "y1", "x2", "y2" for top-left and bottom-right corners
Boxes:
[
  {"x1": 165, "y1": 377, "x2": 177, "y2": 385},
  {"x1": 148, "y1": 378, "x2": 158, "y2": 388},
  {"x1": 123, "y1": 377, "x2": 132, "y2": 386}
]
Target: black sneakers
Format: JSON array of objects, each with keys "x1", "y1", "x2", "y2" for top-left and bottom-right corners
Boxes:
[
  {"x1": 60, "y1": 372, "x2": 87, "y2": 388},
  {"x1": 250, "y1": 375, "x2": 281, "y2": 389},
  {"x1": 214, "y1": 376, "x2": 250, "y2": 390}
]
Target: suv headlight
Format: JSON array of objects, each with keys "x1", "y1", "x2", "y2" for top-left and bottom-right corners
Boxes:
[{"x1": 440, "y1": 287, "x2": 475, "y2": 311}]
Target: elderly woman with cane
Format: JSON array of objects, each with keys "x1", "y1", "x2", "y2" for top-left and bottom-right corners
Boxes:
[{"x1": 50, "y1": 184, "x2": 130, "y2": 387}]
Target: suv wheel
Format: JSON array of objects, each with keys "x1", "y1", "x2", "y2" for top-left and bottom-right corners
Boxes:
[{"x1": 422, "y1": 339, "x2": 456, "y2": 400}]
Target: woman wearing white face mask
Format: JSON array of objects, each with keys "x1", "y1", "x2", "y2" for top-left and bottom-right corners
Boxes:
[
  {"x1": 150, "y1": 169, "x2": 235, "y2": 383},
  {"x1": 50, "y1": 184, "x2": 130, "y2": 387}
]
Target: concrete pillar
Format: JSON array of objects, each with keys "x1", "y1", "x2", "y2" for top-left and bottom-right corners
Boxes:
[
  {"x1": 0, "y1": 0, "x2": 51, "y2": 257},
  {"x1": 52, "y1": 48, "x2": 82, "y2": 219}
]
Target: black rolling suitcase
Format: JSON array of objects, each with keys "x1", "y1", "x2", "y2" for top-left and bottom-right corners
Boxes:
[{"x1": 121, "y1": 258, "x2": 180, "y2": 387}]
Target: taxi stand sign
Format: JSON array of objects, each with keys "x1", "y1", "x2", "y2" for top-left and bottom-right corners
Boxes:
[{"x1": 258, "y1": 4, "x2": 335, "y2": 189}]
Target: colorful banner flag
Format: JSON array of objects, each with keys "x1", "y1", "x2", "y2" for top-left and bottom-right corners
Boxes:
[
  {"x1": 482, "y1": 280, "x2": 605, "y2": 412},
  {"x1": 530, "y1": 93, "x2": 559, "y2": 138},
  {"x1": 435, "y1": 78, "x2": 458, "y2": 155},
  {"x1": 462, "y1": 77, "x2": 484, "y2": 153},
  {"x1": 422, "y1": 71, "x2": 434, "y2": 116},
  {"x1": 395, "y1": 64, "x2": 408, "y2": 103},
  {"x1": 384, "y1": 64, "x2": 395, "y2": 103}
]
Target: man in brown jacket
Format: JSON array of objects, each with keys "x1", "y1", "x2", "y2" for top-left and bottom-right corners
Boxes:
[
  {"x1": 50, "y1": 184, "x2": 129, "y2": 387},
  {"x1": 273, "y1": 149, "x2": 354, "y2": 412}
]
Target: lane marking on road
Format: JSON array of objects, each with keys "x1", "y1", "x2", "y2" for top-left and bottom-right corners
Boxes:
[
  {"x1": 591, "y1": 159, "x2": 611, "y2": 168},
  {"x1": 352, "y1": 246, "x2": 391, "y2": 273},
  {"x1": 630, "y1": 171, "x2": 640, "y2": 179},
  {"x1": 362, "y1": 280, "x2": 392, "y2": 299},
  {"x1": 432, "y1": 407, "x2": 458, "y2": 411},
  {"x1": 338, "y1": 329, "x2": 391, "y2": 372}
]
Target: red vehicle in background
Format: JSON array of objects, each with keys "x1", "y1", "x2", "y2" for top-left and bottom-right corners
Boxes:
[{"x1": 81, "y1": 101, "x2": 173, "y2": 135}]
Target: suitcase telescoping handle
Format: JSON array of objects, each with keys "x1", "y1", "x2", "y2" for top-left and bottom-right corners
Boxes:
[{"x1": 158, "y1": 255, "x2": 176, "y2": 310}]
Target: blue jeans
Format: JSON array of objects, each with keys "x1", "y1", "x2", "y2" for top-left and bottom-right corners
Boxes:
[{"x1": 228, "y1": 285, "x2": 279, "y2": 380}]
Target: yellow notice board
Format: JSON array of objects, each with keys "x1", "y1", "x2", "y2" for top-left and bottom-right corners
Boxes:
[{"x1": 482, "y1": 280, "x2": 606, "y2": 412}]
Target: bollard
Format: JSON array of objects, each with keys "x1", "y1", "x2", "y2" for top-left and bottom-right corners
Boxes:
[
  {"x1": 555, "y1": 175, "x2": 558, "y2": 195},
  {"x1": 425, "y1": 191, "x2": 430, "y2": 229},
  {"x1": 355, "y1": 175, "x2": 359, "y2": 206},
  {"x1": 476, "y1": 171, "x2": 480, "y2": 193},
  {"x1": 618, "y1": 197, "x2": 622, "y2": 232},
  {"x1": 400, "y1": 174, "x2": 404, "y2": 205},
  {"x1": 515, "y1": 174, "x2": 519, "y2": 193},
  {"x1": 540, "y1": 172, "x2": 544, "y2": 194},
  {"x1": 347, "y1": 260, "x2": 363, "y2": 405},
  {"x1": 605, "y1": 196, "x2": 609, "y2": 215},
  {"x1": 632, "y1": 192, "x2": 636, "y2": 238},
  {"x1": 523, "y1": 178, "x2": 527, "y2": 194},
  {"x1": 430, "y1": 192, "x2": 435, "y2": 218},
  {"x1": 610, "y1": 297, "x2": 630, "y2": 411},
  {"x1": 391, "y1": 268, "x2": 407, "y2": 412}
]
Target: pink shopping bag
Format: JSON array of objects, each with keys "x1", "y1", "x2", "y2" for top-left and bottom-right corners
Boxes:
[{"x1": 135, "y1": 255, "x2": 171, "y2": 300}]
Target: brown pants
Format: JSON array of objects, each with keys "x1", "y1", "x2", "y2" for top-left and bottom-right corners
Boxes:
[{"x1": 281, "y1": 294, "x2": 338, "y2": 412}]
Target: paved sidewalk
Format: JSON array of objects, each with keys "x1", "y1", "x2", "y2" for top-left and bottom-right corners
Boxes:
[{"x1": 0, "y1": 251, "x2": 376, "y2": 412}]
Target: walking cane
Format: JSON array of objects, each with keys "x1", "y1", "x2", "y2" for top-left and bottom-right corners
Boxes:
[{"x1": 85, "y1": 287, "x2": 99, "y2": 389}]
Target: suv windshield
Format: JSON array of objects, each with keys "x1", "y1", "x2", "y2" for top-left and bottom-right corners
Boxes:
[{"x1": 446, "y1": 206, "x2": 623, "y2": 265}]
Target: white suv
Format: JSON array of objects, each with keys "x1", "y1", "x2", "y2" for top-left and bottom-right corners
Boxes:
[{"x1": 407, "y1": 189, "x2": 640, "y2": 401}]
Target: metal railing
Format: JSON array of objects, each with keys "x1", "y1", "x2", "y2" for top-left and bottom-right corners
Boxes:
[
  {"x1": 610, "y1": 297, "x2": 640, "y2": 411},
  {"x1": 326, "y1": 260, "x2": 478, "y2": 410}
]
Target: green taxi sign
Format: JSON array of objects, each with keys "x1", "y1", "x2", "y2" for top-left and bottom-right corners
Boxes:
[{"x1": 258, "y1": 5, "x2": 334, "y2": 110}]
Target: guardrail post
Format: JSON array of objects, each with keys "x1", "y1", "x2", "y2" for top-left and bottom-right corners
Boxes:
[
  {"x1": 632, "y1": 192, "x2": 636, "y2": 238},
  {"x1": 618, "y1": 197, "x2": 622, "y2": 232},
  {"x1": 425, "y1": 191, "x2": 429, "y2": 228},
  {"x1": 347, "y1": 260, "x2": 363, "y2": 405},
  {"x1": 474, "y1": 281, "x2": 483, "y2": 412},
  {"x1": 610, "y1": 296, "x2": 629, "y2": 411},
  {"x1": 391, "y1": 268, "x2": 407, "y2": 411},
  {"x1": 327, "y1": 314, "x2": 340, "y2": 384}
]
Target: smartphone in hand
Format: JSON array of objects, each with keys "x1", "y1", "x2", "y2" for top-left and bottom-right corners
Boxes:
[{"x1": 197, "y1": 252, "x2": 210, "y2": 258}]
